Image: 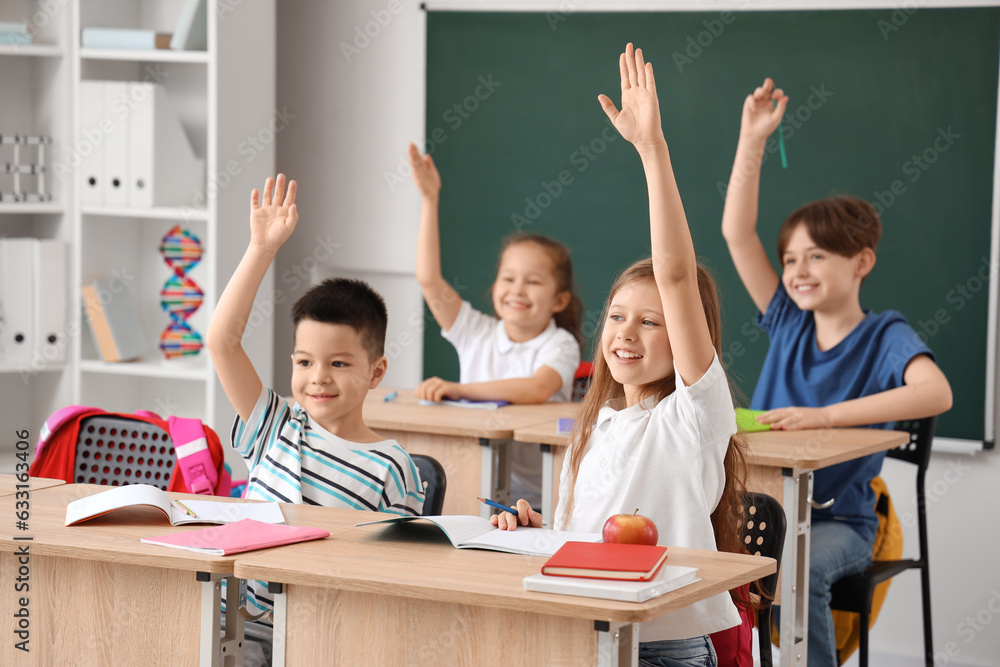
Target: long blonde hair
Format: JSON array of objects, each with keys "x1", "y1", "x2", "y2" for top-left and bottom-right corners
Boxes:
[{"x1": 562, "y1": 258, "x2": 753, "y2": 605}]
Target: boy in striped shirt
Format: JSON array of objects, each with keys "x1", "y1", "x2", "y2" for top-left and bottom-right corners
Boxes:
[{"x1": 206, "y1": 174, "x2": 424, "y2": 619}]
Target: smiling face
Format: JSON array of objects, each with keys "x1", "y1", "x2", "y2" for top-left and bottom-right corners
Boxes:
[
  {"x1": 290, "y1": 319, "x2": 386, "y2": 433},
  {"x1": 601, "y1": 278, "x2": 674, "y2": 406},
  {"x1": 492, "y1": 241, "x2": 570, "y2": 341},
  {"x1": 781, "y1": 223, "x2": 871, "y2": 314}
]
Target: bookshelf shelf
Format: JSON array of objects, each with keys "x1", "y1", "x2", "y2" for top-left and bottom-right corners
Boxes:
[
  {"x1": 82, "y1": 205, "x2": 209, "y2": 221},
  {"x1": 0, "y1": 202, "x2": 64, "y2": 215},
  {"x1": 79, "y1": 47, "x2": 209, "y2": 64},
  {"x1": 0, "y1": 44, "x2": 63, "y2": 57},
  {"x1": 80, "y1": 357, "x2": 208, "y2": 381}
]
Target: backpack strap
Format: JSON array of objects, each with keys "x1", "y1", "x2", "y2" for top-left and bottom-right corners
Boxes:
[
  {"x1": 37, "y1": 405, "x2": 103, "y2": 458},
  {"x1": 168, "y1": 415, "x2": 218, "y2": 495}
]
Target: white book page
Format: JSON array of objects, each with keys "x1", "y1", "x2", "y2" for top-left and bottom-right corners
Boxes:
[
  {"x1": 65, "y1": 484, "x2": 172, "y2": 526},
  {"x1": 176, "y1": 500, "x2": 285, "y2": 525},
  {"x1": 463, "y1": 526, "x2": 601, "y2": 557}
]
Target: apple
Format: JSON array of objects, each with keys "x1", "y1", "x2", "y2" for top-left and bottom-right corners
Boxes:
[{"x1": 602, "y1": 509, "x2": 658, "y2": 546}]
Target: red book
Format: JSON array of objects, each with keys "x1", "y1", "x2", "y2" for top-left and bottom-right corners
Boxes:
[{"x1": 540, "y1": 541, "x2": 669, "y2": 581}]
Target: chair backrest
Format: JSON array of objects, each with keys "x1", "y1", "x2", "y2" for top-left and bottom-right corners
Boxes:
[
  {"x1": 742, "y1": 492, "x2": 786, "y2": 599},
  {"x1": 571, "y1": 361, "x2": 593, "y2": 402},
  {"x1": 74, "y1": 415, "x2": 176, "y2": 490},
  {"x1": 411, "y1": 454, "x2": 447, "y2": 516},
  {"x1": 887, "y1": 417, "x2": 936, "y2": 470}
]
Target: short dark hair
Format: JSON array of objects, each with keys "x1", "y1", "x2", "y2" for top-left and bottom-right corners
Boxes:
[
  {"x1": 778, "y1": 195, "x2": 882, "y2": 259},
  {"x1": 291, "y1": 278, "x2": 387, "y2": 360}
]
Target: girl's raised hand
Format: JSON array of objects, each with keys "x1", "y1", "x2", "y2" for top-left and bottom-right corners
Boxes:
[
  {"x1": 408, "y1": 143, "x2": 441, "y2": 199},
  {"x1": 740, "y1": 77, "x2": 788, "y2": 143},
  {"x1": 599, "y1": 43, "x2": 665, "y2": 150},
  {"x1": 250, "y1": 174, "x2": 298, "y2": 254}
]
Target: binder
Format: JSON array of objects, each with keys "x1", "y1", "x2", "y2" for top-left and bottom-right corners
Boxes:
[
  {"x1": 0, "y1": 239, "x2": 34, "y2": 363},
  {"x1": 102, "y1": 81, "x2": 130, "y2": 206},
  {"x1": 32, "y1": 240, "x2": 67, "y2": 364},
  {"x1": 81, "y1": 278, "x2": 147, "y2": 362},
  {"x1": 79, "y1": 80, "x2": 105, "y2": 205},
  {"x1": 81, "y1": 28, "x2": 172, "y2": 50},
  {"x1": 128, "y1": 82, "x2": 205, "y2": 207}
]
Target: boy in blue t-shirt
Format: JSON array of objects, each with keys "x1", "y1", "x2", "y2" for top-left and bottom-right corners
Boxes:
[{"x1": 720, "y1": 79, "x2": 952, "y2": 666}]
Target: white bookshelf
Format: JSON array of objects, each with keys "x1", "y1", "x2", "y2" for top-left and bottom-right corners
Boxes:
[{"x1": 0, "y1": 0, "x2": 276, "y2": 464}]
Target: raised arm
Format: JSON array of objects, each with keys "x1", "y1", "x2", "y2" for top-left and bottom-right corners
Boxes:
[
  {"x1": 206, "y1": 174, "x2": 298, "y2": 421},
  {"x1": 720, "y1": 78, "x2": 788, "y2": 313},
  {"x1": 410, "y1": 143, "x2": 462, "y2": 331},
  {"x1": 599, "y1": 43, "x2": 714, "y2": 386}
]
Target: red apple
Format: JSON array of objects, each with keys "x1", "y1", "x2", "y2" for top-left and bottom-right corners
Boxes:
[{"x1": 602, "y1": 509, "x2": 658, "y2": 546}]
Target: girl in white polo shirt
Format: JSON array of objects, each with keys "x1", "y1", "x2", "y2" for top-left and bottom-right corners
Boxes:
[
  {"x1": 493, "y1": 43, "x2": 753, "y2": 666},
  {"x1": 408, "y1": 144, "x2": 583, "y2": 507}
]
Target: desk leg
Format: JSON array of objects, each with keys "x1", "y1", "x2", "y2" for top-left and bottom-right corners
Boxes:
[
  {"x1": 270, "y1": 582, "x2": 287, "y2": 667},
  {"x1": 595, "y1": 621, "x2": 638, "y2": 666},
  {"x1": 198, "y1": 573, "x2": 244, "y2": 667},
  {"x1": 480, "y1": 437, "x2": 494, "y2": 519},
  {"x1": 479, "y1": 437, "x2": 512, "y2": 518},
  {"x1": 540, "y1": 443, "x2": 553, "y2": 523},
  {"x1": 779, "y1": 469, "x2": 811, "y2": 667}
]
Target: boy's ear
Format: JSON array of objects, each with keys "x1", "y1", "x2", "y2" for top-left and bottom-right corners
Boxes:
[
  {"x1": 553, "y1": 290, "x2": 572, "y2": 314},
  {"x1": 369, "y1": 355, "x2": 388, "y2": 388},
  {"x1": 856, "y1": 248, "x2": 877, "y2": 279}
]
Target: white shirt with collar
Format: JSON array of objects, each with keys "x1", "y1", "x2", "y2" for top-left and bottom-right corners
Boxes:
[
  {"x1": 442, "y1": 300, "x2": 580, "y2": 401},
  {"x1": 554, "y1": 353, "x2": 741, "y2": 641}
]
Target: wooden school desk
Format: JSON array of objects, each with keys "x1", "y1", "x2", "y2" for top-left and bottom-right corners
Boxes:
[
  {"x1": 0, "y1": 483, "x2": 248, "y2": 667},
  {"x1": 234, "y1": 503, "x2": 775, "y2": 667},
  {"x1": 363, "y1": 388, "x2": 576, "y2": 517},
  {"x1": 0, "y1": 474, "x2": 64, "y2": 497},
  {"x1": 511, "y1": 421, "x2": 908, "y2": 667},
  {"x1": 511, "y1": 419, "x2": 575, "y2": 520}
]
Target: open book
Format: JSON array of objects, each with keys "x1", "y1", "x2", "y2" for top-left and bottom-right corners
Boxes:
[
  {"x1": 355, "y1": 514, "x2": 600, "y2": 557},
  {"x1": 524, "y1": 563, "x2": 700, "y2": 602},
  {"x1": 418, "y1": 398, "x2": 510, "y2": 410},
  {"x1": 141, "y1": 519, "x2": 328, "y2": 556},
  {"x1": 65, "y1": 484, "x2": 285, "y2": 527}
]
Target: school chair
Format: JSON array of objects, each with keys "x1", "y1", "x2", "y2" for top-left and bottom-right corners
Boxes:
[
  {"x1": 742, "y1": 492, "x2": 786, "y2": 667},
  {"x1": 829, "y1": 416, "x2": 937, "y2": 667},
  {"x1": 411, "y1": 454, "x2": 447, "y2": 516},
  {"x1": 571, "y1": 361, "x2": 593, "y2": 402}
]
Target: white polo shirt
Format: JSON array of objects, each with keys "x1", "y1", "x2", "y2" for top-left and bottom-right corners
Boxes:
[
  {"x1": 442, "y1": 300, "x2": 580, "y2": 401},
  {"x1": 554, "y1": 354, "x2": 741, "y2": 641}
]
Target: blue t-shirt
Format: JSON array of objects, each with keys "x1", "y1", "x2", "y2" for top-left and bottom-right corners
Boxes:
[{"x1": 751, "y1": 284, "x2": 933, "y2": 542}]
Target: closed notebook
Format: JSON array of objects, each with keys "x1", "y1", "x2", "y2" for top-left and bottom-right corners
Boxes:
[
  {"x1": 541, "y1": 541, "x2": 669, "y2": 581},
  {"x1": 524, "y1": 564, "x2": 699, "y2": 603},
  {"x1": 140, "y1": 518, "x2": 329, "y2": 555}
]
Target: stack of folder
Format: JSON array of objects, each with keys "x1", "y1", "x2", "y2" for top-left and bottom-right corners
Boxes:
[
  {"x1": 0, "y1": 22, "x2": 31, "y2": 46},
  {"x1": 0, "y1": 239, "x2": 67, "y2": 366},
  {"x1": 80, "y1": 81, "x2": 205, "y2": 208}
]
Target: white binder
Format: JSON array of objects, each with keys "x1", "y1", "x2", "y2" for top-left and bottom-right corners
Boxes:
[
  {"x1": 79, "y1": 80, "x2": 105, "y2": 205},
  {"x1": 33, "y1": 240, "x2": 67, "y2": 364},
  {"x1": 102, "y1": 81, "x2": 130, "y2": 206},
  {"x1": 128, "y1": 82, "x2": 205, "y2": 207},
  {"x1": 0, "y1": 239, "x2": 34, "y2": 363}
]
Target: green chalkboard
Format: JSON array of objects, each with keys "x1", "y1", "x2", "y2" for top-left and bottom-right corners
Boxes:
[{"x1": 423, "y1": 8, "x2": 1000, "y2": 443}]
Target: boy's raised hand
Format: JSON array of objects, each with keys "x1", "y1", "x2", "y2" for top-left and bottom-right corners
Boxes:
[
  {"x1": 741, "y1": 78, "x2": 788, "y2": 143},
  {"x1": 599, "y1": 43, "x2": 665, "y2": 150},
  {"x1": 250, "y1": 174, "x2": 298, "y2": 254},
  {"x1": 409, "y1": 143, "x2": 441, "y2": 199}
]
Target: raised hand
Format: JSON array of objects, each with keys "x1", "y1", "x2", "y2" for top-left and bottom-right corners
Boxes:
[
  {"x1": 740, "y1": 77, "x2": 788, "y2": 143},
  {"x1": 250, "y1": 174, "x2": 298, "y2": 254},
  {"x1": 598, "y1": 43, "x2": 665, "y2": 150},
  {"x1": 409, "y1": 143, "x2": 441, "y2": 199}
]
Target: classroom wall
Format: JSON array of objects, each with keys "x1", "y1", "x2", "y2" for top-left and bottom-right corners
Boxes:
[{"x1": 271, "y1": 2, "x2": 1000, "y2": 664}]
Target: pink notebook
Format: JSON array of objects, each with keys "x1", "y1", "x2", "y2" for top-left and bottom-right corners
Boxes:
[{"x1": 140, "y1": 518, "x2": 330, "y2": 555}]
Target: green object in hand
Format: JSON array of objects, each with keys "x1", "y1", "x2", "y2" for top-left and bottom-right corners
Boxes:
[{"x1": 735, "y1": 408, "x2": 771, "y2": 433}]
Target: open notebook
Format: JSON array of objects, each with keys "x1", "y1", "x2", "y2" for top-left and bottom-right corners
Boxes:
[{"x1": 355, "y1": 514, "x2": 600, "y2": 557}]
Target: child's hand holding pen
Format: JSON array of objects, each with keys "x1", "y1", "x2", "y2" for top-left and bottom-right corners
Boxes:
[{"x1": 485, "y1": 497, "x2": 545, "y2": 530}]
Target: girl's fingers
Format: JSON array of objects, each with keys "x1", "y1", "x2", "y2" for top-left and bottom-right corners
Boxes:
[
  {"x1": 250, "y1": 189, "x2": 259, "y2": 210},
  {"x1": 635, "y1": 47, "x2": 646, "y2": 89},
  {"x1": 773, "y1": 87, "x2": 784, "y2": 99},
  {"x1": 262, "y1": 177, "x2": 274, "y2": 206},
  {"x1": 598, "y1": 94, "x2": 619, "y2": 124},
  {"x1": 284, "y1": 180, "x2": 297, "y2": 207},
  {"x1": 619, "y1": 52, "x2": 629, "y2": 93},
  {"x1": 625, "y1": 43, "x2": 637, "y2": 88},
  {"x1": 272, "y1": 174, "x2": 285, "y2": 206},
  {"x1": 645, "y1": 61, "x2": 656, "y2": 94}
]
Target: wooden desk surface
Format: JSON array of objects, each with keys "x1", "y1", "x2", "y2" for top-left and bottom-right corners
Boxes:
[
  {"x1": 0, "y1": 484, "x2": 244, "y2": 573},
  {"x1": 0, "y1": 474, "x2": 65, "y2": 497},
  {"x1": 514, "y1": 421, "x2": 573, "y2": 447},
  {"x1": 364, "y1": 387, "x2": 579, "y2": 439},
  {"x1": 235, "y1": 503, "x2": 775, "y2": 625},
  {"x1": 744, "y1": 428, "x2": 909, "y2": 469}
]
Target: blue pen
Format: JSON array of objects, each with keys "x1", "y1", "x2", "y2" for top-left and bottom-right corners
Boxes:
[{"x1": 383, "y1": 391, "x2": 398, "y2": 402}]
